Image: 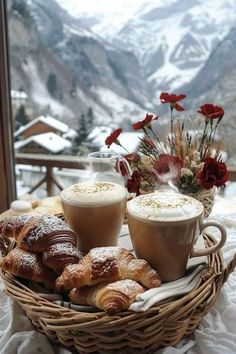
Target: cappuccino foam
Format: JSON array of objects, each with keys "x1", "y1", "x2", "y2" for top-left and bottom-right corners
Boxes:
[
  {"x1": 128, "y1": 191, "x2": 203, "y2": 221},
  {"x1": 61, "y1": 182, "x2": 127, "y2": 207}
]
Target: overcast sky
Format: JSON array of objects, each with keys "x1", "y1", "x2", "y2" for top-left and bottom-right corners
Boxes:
[{"x1": 57, "y1": 0, "x2": 146, "y2": 17}]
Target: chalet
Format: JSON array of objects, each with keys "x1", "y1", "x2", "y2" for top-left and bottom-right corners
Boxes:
[
  {"x1": 11, "y1": 90, "x2": 28, "y2": 108},
  {"x1": 14, "y1": 132, "x2": 71, "y2": 154},
  {"x1": 14, "y1": 115, "x2": 76, "y2": 140}
]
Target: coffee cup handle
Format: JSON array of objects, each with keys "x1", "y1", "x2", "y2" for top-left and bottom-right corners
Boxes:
[{"x1": 191, "y1": 219, "x2": 227, "y2": 258}]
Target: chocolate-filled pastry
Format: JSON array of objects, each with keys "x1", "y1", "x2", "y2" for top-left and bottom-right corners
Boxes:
[
  {"x1": 56, "y1": 246, "x2": 161, "y2": 291},
  {"x1": 69, "y1": 279, "x2": 145, "y2": 314},
  {"x1": 0, "y1": 247, "x2": 57, "y2": 290},
  {"x1": 0, "y1": 214, "x2": 77, "y2": 252},
  {"x1": 0, "y1": 215, "x2": 36, "y2": 239},
  {"x1": 42, "y1": 243, "x2": 82, "y2": 274}
]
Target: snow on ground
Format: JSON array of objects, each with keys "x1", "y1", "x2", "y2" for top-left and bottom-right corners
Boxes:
[
  {"x1": 22, "y1": 58, "x2": 74, "y2": 119},
  {"x1": 91, "y1": 86, "x2": 150, "y2": 124}
]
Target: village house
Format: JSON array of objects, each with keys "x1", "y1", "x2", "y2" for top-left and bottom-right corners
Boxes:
[
  {"x1": 14, "y1": 132, "x2": 72, "y2": 155},
  {"x1": 14, "y1": 115, "x2": 76, "y2": 141}
]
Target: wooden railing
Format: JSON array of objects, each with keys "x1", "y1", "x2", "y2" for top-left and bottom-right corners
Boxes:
[
  {"x1": 15, "y1": 153, "x2": 236, "y2": 197},
  {"x1": 15, "y1": 153, "x2": 89, "y2": 196}
]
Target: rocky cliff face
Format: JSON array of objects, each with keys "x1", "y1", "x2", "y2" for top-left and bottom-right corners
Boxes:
[
  {"x1": 8, "y1": 0, "x2": 236, "y2": 156},
  {"x1": 79, "y1": 0, "x2": 236, "y2": 95},
  {"x1": 8, "y1": 0, "x2": 152, "y2": 127},
  {"x1": 180, "y1": 27, "x2": 236, "y2": 159}
]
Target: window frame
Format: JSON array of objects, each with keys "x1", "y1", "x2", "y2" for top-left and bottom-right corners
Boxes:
[{"x1": 0, "y1": 0, "x2": 16, "y2": 212}]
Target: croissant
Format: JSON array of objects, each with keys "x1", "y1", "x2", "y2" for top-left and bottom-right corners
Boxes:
[
  {"x1": 0, "y1": 247, "x2": 57, "y2": 290},
  {"x1": 69, "y1": 279, "x2": 145, "y2": 314},
  {"x1": 0, "y1": 215, "x2": 36, "y2": 239},
  {"x1": 0, "y1": 214, "x2": 77, "y2": 252},
  {"x1": 42, "y1": 243, "x2": 82, "y2": 274},
  {"x1": 56, "y1": 247, "x2": 161, "y2": 291}
]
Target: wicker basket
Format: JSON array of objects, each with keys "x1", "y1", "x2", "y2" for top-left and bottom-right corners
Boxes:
[
  {"x1": 1, "y1": 233, "x2": 236, "y2": 354},
  {"x1": 183, "y1": 187, "x2": 216, "y2": 218}
]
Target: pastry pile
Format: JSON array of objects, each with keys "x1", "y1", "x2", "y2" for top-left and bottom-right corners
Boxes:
[
  {"x1": 0, "y1": 214, "x2": 81, "y2": 289},
  {"x1": 0, "y1": 214, "x2": 161, "y2": 314}
]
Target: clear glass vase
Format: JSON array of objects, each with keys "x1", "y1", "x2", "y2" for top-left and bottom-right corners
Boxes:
[{"x1": 88, "y1": 151, "x2": 131, "y2": 186}]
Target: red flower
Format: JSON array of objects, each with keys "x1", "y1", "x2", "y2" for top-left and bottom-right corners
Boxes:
[
  {"x1": 160, "y1": 92, "x2": 186, "y2": 111},
  {"x1": 153, "y1": 154, "x2": 183, "y2": 183},
  {"x1": 127, "y1": 171, "x2": 141, "y2": 195},
  {"x1": 197, "y1": 104, "x2": 224, "y2": 120},
  {"x1": 198, "y1": 157, "x2": 228, "y2": 190},
  {"x1": 105, "y1": 128, "x2": 122, "y2": 148},
  {"x1": 132, "y1": 113, "x2": 158, "y2": 131},
  {"x1": 142, "y1": 138, "x2": 156, "y2": 148},
  {"x1": 115, "y1": 160, "x2": 128, "y2": 176}
]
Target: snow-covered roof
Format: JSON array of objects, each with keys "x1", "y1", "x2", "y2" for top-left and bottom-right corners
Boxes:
[
  {"x1": 14, "y1": 132, "x2": 71, "y2": 154},
  {"x1": 14, "y1": 115, "x2": 69, "y2": 137},
  {"x1": 11, "y1": 90, "x2": 28, "y2": 100},
  {"x1": 63, "y1": 128, "x2": 77, "y2": 139},
  {"x1": 88, "y1": 126, "x2": 112, "y2": 141}
]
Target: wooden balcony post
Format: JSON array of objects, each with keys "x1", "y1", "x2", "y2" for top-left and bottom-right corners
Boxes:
[{"x1": 46, "y1": 166, "x2": 53, "y2": 196}]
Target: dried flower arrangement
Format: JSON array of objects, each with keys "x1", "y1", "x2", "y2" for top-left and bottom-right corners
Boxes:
[{"x1": 105, "y1": 93, "x2": 228, "y2": 200}]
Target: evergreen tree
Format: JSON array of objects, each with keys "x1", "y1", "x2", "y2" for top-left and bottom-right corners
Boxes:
[
  {"x1": 70, "y1": 77, "x2": 77, "y2": 98},
  {"x1": 15, "y1": 105, "x2": 29, "y2": 130},
  {"x1": 87, "y1": 107, "x2": 94, "y2": 129},
  {"x1": 71, "y1": 108, "x2": 95, "y2": 155},
  {"x1": 47, "y1": 72, "x2": 57, "y2": 97}
]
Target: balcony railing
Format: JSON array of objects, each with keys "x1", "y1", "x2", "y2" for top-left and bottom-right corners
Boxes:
[
  {"x1": 15, "y1": 153, "x2": 89, "y2": 196},
  {"x1": 15, "y1": 153, "x2": 236, "y2": 197}
]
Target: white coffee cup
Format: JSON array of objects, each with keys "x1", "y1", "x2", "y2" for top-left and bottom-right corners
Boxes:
[
  {"x1": 61, "y1": 181, "x2": 127, "y2": 254},
  {"x1": 127, "y1": 191, "x2": 226, "y2": 282}
]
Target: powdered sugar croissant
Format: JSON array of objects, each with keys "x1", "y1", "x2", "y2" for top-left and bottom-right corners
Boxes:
[
  {"x1": 0, "y1": 215, "x2": 35, "y2": 239},
  {"x1": 0, "y1": 247, "x2": 57, "y2": 290},
  {"x1": 0, "y1": 214, "x2": 81, "y2": 274},
  {"x1": 16, "y1": 214, "x2": 77, "y2": 252},
  {"x1": 69, "y1": 279, "x2": 145, "y2": 314},
  {"x1": 42, "y1": 243, "x2": 82, "y2": 275},
  {"x1": 56, "y1": 247, "x2": 161, "y2": 291}
]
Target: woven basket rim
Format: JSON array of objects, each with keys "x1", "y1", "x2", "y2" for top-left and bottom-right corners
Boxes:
[
  {"x1": 0, "y1": 233, "x2": 229, "y2": 320},
  {"x1": 183, "y1": 186, "x2": 216, "y2": 197}
]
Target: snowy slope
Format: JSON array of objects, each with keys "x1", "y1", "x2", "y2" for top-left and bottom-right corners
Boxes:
[
  {"x1": 58, "y1": 0, "x2": 236, "y2": 94},
  {"x1": 112, "y1": 0, "x2": 236, "y2": 92}
]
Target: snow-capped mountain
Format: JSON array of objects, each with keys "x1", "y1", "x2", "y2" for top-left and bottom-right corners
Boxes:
[
  {"x1": 65, "y1": 0, "x2": 236, "y2": 94},
  {"x1": 8, "y1": 0, "x2": 152, "y2": 128},
  {"x1": 9, "y1": 0, "x2": 236, "y2": 135}
]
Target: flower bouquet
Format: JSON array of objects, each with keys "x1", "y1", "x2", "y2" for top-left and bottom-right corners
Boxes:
[{"x1": 105, "y1": 93, "x2": 228, "y2": 217}]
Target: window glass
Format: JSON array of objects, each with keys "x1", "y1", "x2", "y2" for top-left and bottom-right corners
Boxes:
[{"x1": 7, "y1": 0, "x2": 236, "y2": 198}]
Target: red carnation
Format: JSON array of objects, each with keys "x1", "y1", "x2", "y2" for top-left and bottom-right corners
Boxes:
[
  {"x1": 143, "y1": 138, "x2": 156, "y2": 148},
  {"x1": 198, "y1": 157, "x2": 228, "y2": 190},
  {"x1": 153, "y1": 154, "x2": 183, "y2": 183},
  {"x1": 105, "y1": 128, "x2": 122, "y2": 148},
  {"x1": 116, "y1": 160, "x2": 128, "y2": 176},
  {"x1": 132, "y1": 113, "x2": 158, "y2": 131},
  {"x1": 127, "y1": 170, "x2": 141, "y2": 195},
  {"x1": 197, "y1": 104, "x2": 224, "y2": 120},
  {"x1": 160, "y1": 92, "x2": 186, "y2": 111}
]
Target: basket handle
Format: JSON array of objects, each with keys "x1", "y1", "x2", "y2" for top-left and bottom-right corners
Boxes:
[{"x1": 217, "y1": 253, "x2": 236, "y2": 286}]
